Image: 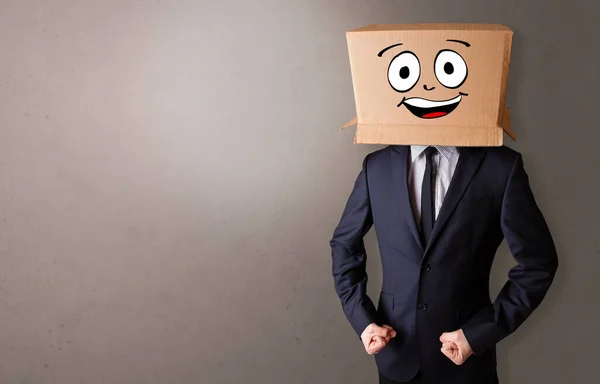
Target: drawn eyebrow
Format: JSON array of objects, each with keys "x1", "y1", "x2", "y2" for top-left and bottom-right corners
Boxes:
[
  {"x1": 377, "y1": 43, "x2": 403, "y2": 57},
  {"x1": 446, "y1": 39, "x2": 471, "y2": 47}
]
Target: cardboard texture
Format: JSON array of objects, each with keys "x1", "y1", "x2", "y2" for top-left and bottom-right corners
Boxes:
[{"x1": 343, "y1": 24, "x2": 515, "y2": 146}]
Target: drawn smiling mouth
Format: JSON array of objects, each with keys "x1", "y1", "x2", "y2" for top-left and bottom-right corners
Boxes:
[{"x1": 398, "y1": 94, "x2": 466, "y2": 119}]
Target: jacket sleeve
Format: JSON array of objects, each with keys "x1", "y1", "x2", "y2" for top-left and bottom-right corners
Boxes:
[
  {"x1": 330, "y1": 155, "x2": 378, "y2": 338},
  {"x1": 461, "y1": 153, "x2": 559, "y2": 355}
]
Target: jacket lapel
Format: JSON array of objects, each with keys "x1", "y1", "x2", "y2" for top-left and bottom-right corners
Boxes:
[
  {"x1": 391, "y1": 146, "x2": 424, "y2": 255},
  {"x1": 424, "y1": 147, "x2": 486, "y2": 255}
]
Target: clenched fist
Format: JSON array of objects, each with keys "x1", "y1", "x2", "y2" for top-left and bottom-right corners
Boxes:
[
  {"x1": 361, "y1": 323, "x2": 396, "y2": 355},
  {"x1": 439, "y1": 329, "x2": 473, "y2": 365}
]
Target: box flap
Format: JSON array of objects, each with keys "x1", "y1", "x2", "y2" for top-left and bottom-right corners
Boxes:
[
  {"x1": 349, "y1": 23, "x2": 513, "y2": 33},
  {"x1": 354, "y1": 123, "x2": 503, "y2": 146},
  {"x1": 341, "y1": 117, "x2": 358, "y2": 130},
  {"x1": 502, "y1": 106, "x2": 516, "y2": 141}
]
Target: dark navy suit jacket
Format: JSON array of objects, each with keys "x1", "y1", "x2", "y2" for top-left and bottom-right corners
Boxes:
[{"x1": 330, "y1": 145, "x2": 558, "y2": 383}]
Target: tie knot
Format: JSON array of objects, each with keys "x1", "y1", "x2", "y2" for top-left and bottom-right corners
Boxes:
[{"x1": 424, "y1": 146, "x2": 437, "y2": 160}]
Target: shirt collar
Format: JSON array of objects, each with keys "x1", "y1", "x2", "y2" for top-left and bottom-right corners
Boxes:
[{"x1": 410, "y1": 145, "x2": 457, "y2": 163}]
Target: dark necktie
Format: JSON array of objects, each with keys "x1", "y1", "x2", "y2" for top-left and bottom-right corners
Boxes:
[{"x1": 420, "y1": 146, "x2": 437, "y2": 246}]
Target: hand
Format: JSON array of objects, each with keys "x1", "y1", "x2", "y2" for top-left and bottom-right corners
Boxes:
[
  {"x1": 440, "y1": 329, "x2": 473, "y2": 365},
  {"x1": 361, "y1": 323, "x2": 396, "y2": 355}
]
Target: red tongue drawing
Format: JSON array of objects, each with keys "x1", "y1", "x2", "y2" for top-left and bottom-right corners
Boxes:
[{"x1": 422, "y1": 111, "x2": 448, "y2": 119}]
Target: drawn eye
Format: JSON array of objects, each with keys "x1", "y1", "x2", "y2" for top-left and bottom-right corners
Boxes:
[
  {"x1": 387, "y1": 51, "x2": 420, "y2": 92},
  {"x1": 434, "y1": 50, "x2": 468, "y2": 89}
]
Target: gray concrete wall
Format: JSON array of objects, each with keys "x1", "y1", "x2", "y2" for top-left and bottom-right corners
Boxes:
[{"x1": 0, "y1": 0, "x2": 597, "y2": 383}]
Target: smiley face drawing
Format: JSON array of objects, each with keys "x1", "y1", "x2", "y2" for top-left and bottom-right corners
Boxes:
[{"x1": 377, "y1": 39, "x2": 470, "y2": 119}]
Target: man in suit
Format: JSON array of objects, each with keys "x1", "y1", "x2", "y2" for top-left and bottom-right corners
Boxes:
[{"x1": 330, "y1": 144, "x2": 558, "y2": 383}]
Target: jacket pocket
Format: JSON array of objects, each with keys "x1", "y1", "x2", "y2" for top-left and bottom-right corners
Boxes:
[
  {"x1": 379, "y1": 292, "x2": 394, "y2": 309},
  {"x1": 456, "y1": 304, "x2": 461, "y2": 326},
  {"x1": 456, "y1": 300, "x2": 487, "y2": 326},
  {"x1": 377, "y1": 292, "x2": 394, "y2": 322}
]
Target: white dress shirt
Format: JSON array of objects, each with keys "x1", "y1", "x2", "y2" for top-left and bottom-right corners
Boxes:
[{"x1": 409, "y1": 145, "x2": 460, "y2": 225}]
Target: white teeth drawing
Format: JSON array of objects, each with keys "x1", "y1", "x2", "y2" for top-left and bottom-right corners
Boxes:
[
  {"x1": 403, "y1": 95, "x2": 462, "y2": 108},
  {"x1": 400, "y1": 94, "x2": 464, "y2": 119}
]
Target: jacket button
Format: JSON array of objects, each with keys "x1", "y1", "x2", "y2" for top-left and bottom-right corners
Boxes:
[
  {"x1": 423, "y1": 264, "x2": 431, "y2": 272},
  {"x1": 418, "y1": 303, "x2": 428, "y2": 311}
]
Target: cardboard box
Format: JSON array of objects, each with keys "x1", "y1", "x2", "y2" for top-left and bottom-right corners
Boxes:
[{"x1": 342, "y1": 24, "x2": 515, "y2": 146}]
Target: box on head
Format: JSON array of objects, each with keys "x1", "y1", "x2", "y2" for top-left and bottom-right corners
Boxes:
[{"x1": 342, "y1": 24, "x2": 515, "y2": 146}]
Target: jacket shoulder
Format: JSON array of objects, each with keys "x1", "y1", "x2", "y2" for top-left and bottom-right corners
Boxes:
[
  {"x1": 364, "y1": 145, "x2": 395, "y2": 165},
  {"x1": 481, "y1": 145, "x2": 520, "y2": 168}
]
